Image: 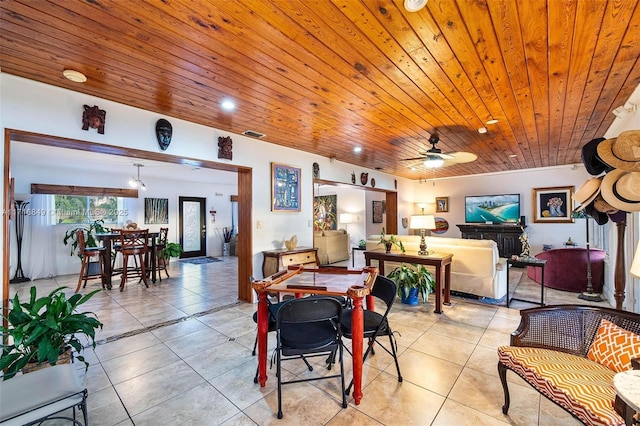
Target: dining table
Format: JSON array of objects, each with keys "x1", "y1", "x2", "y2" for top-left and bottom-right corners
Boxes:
[
  {"x1": 96, "y1": 230, "x2": 160, "y2": 289},
  {"x1": 251, "y1": 265, "x2": 378, "y2": 406}
]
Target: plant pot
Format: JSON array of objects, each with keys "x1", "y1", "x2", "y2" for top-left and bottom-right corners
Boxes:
[
  {"x1": 22, "y1": 347, "x2": 73, "y2": 374},
  {"x1": 400, "y1": 287, "x2": 419, "y2": 305},
  {"x1": 384, "y1": 241, "x2": 393, "y2": 253},
  {"x1": 222, "y1": 242, "x2": 231, "y2": 256}
]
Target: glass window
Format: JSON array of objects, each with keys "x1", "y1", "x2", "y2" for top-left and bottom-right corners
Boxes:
[{"x1": 54, "y1": 195, "x2": 122, "y2": 224}]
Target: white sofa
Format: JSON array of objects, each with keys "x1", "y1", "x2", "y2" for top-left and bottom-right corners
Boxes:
[
  {"x1": 314, "y1": 229, "x2": 350, "y2": 264},
  {"x1": 366, "y1": 235, "x2": 507, "y2": 299}
]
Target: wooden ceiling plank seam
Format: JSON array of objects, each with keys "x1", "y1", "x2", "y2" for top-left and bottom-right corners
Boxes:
[
  {"x1": 519, "y1": 0, "x2": 552, "y2": 166},
  {"x1": 566, "y1": 0, "x2": 638, "y2": 152},
  {"x1": 547, "y1": 0, "x2": 578, "y2": 167},
  {"x1": 451, "y1": 0, "x2": 534, "y2": 165}
]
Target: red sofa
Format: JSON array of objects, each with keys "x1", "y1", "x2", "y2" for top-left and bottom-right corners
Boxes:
[{"x1": 526, "y1": 247, "x2": 606, "y2": 293}]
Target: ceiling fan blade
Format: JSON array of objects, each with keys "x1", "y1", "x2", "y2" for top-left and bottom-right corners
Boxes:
[
  {"x1": 444, "y1": 152, "x2": 478, "y2": 163},
  {"x1": 400, "y1": 156, "x2": 429, "y2": 161}
]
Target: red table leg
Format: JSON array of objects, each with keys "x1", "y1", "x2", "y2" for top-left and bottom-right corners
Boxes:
[
  {"x1": 351, "y1": 295, "x2": 364, "y2": 405},
  {"x1": 256, "y1": 291, "x2": 268, "y2": 387}
]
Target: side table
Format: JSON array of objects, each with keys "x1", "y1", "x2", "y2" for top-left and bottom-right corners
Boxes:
[
  {"x1": 614, "y1": 370, "x2": 640, "y2": 426},
  {"x1": 506, "y1": 257, "x2": 547, "y2": 308},
  {"x1": 351, "y1": 246, "x2": 366, "y2": 267}
]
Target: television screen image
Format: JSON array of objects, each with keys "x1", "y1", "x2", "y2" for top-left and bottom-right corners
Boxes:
[{"x1": 465, "y1": 194, "x2": 520, "y2": 224}]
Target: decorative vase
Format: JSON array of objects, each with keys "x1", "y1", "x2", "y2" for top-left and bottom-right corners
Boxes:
[
  {"x1": 384, "y1": 241, "x2": 393, "y2": 253},
  {"x1": 222, "y1": 242, "x2": 231, "y2": 256},
  {"x1": 401, "y1": 287, "x2": 419, "y2": 305}
]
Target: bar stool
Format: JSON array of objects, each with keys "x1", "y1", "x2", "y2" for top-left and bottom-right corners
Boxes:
[
  {"x1": 153, "y1": 227, "x2": 170, "y2": 280},
  {"x1": 75, "y1": 229, "x2": 106, "y2": 293},
  {"x1": 117, "y1": 229, "x2": 149, "y2": 291}
]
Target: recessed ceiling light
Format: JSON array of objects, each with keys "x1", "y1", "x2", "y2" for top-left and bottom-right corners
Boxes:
[
  {"x1": 353, "y1": 147, "x2": 362, "y2": 153},
  {"x1": 404, "y1": 0, "x2": 428, "y2": 12},
  {"x1": 62, "y1": 69, "x2": 86, "y2": 83},
  {"x1": 486, "y1": 119, "x2": 499, "y2": 125},
  {"x1": 509, "y1": 154, "x2": 517, "y2": 158},
  {"x1": 478, "y1": 127, "x2": 488, "y2": 134},
  {"x1": 221, "y1": 99, "x2": 235, "y2": 111}
]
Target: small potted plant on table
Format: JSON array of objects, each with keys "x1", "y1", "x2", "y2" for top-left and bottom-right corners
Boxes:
[
  {"x1": 387, "y1": 263, "x2": 434, "y2": 305},
  {"x1": 0, "y1": 286, "x2": 103, "y2": 380},
  {"x1": 378, "y1": 228, "x2": 405, "y2": 254}
]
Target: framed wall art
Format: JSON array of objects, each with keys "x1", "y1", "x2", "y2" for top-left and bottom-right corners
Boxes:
[
  {"x1": 532, "y1": 186, "x2": 574, "y2": 223},
  {"x1": 372, "y1": 200, "x2": 385, "y2": 223},
  {"x1": 144, "y1": 198, "x2": 169, "y2": 224},
  {"x1": 271, "y1": 163, "x2": 301, "y2": 212},
  {"x1": 435, "y1": 197, "x2": 449, "y2": 213},
  {"x1": 313, "y1": 194, "x2": 337, "y2": 230}
]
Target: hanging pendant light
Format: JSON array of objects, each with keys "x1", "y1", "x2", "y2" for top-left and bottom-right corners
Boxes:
[{"x1": 129, "y1": 163, "x2": 147, "y2": 190}]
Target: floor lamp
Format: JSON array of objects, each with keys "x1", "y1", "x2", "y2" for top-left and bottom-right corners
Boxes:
[
  {"x1": 10, "y1": 199, "x2": 30, "y2": 283},
  {"x1": 578, "y1": 215, "x2": 603, "y2": 302}
]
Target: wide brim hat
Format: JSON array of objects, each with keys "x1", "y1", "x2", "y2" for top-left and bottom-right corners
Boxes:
[
  {"x1": 584, "y1": 203, "x2": 608, "y2": 225},
  {"x1": 581, "y1": 137, "x2": 612, "y2": 175},
  {"x1": 597, "y1": 130, "x2": 640, "y2": 171},
  {"x1": 573, "y1": 177, "x2": 603, "y2": 211},
  {"x1": 600, "y1": 169, "x2": 640, "y2": 212}
]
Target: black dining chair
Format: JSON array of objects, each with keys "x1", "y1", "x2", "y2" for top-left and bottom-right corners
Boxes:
[
  {"x1": 340, "y1": 275, "x2": 403, "y2": 395},
  {"x1": 275, "y1": 296, "x2": 347, "y2": 419}
]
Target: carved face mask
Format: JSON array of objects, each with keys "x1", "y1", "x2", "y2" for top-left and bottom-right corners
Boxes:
[{"x1": 155, "y1": 119, "x2": 173, "y2": 151}]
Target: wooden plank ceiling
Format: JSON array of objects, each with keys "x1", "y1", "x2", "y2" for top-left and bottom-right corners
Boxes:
[{"x1": 1, "y1": 0, "x2": 639, "y2": 180}]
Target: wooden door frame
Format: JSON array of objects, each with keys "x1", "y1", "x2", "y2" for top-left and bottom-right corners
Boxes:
[{"x1": 2, "y1": 130, "x2": 254, "y2": 322}]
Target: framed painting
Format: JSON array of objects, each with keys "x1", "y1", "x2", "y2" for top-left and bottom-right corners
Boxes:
[
  {"x1": 372, "y1": 200, "x2": 385, "y2": 223},
  {"x1": 435, "y1": 197, "x2": 449, "y2": 213},
  {"x1": 313, "y1": 194, "x2": 337, "y2": 230},
  {"x1": 271, "y1": 163, "x2": 301, "y2": 212},
  {"x1": 144, "y1": 198, "x2": 169, "y2": 224},
  {"x1": 532, "y1": 186, "x2": 574, "y2": 223}
]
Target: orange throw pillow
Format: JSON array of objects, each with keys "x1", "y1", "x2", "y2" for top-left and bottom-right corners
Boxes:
[{"x1": 587, "y1": 319, "x2": 640, "y2": 372}]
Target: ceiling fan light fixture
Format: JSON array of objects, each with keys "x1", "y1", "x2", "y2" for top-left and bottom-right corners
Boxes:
[
  {"x1": 424, "y1": 157, "x2": 444, "y2": 168},
  {"x1": 478, "y1": 127, "x2": 488, "y2": 134},
  {"x1": 404, "y1": 0, "x2": 428, "y2": 12},
  {"x1": 486, "y1": 119, "x2": 499, "y2": 125}
]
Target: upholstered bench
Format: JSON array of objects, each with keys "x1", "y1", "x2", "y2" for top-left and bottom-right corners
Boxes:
[{"x1": 498, "y1": 305, "x2": 640, "y2": 426}]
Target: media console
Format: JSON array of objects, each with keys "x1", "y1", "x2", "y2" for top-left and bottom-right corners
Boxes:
[{"x1": 456, "y1": 224, "x2": 524, "y2": 258}]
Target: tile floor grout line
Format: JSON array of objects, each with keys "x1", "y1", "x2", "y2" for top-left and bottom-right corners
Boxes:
[{"x1": 93, "y1": 300, "x2": 243, "y2": 345}]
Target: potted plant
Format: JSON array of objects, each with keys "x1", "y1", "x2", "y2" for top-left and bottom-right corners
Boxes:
[
  {"x1": 0, "y1": 286, "x2": 103, "y2": 380},
  {"x1": 222, "y1": 227, "x2": 233, "y2": 256},
  {"x1": 387, "y1": 263, "x2": 434, "y2": 305},
  {"x1": 378, "y1": 227, "x2": 406, "y2": 254},
  {"x1": 62, "y1": 219, "x2": 110, "y2": 258},
  {"x1": 162, "y1": 242, "x2": 184, "y2": 259}
]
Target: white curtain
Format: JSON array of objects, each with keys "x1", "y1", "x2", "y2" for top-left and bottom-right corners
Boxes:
[{"x1": 27, "y1": 194, "x2": 58, "y2": 280}]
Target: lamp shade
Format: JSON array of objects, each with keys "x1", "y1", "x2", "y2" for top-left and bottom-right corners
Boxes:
[
  {"x1": 339, "y1": 213, "x2": 353, "y2": 224},
  {"x1": 631, "y1": 241, "x2": 640, "y2": 278},
  {"x1": 410, "y1": 214, "x2": 436, "y2": 230}
]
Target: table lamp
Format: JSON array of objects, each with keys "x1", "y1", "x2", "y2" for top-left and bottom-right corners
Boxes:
[
  {"x1": 409, "y1": 214, "x2": 436, "y2": 255},
  {"x1": 631, "y1": 241, "x2": 640, "y2": 278},
  {"x1": 339, "y1": 213, "x2": 353, "y2": 232}
]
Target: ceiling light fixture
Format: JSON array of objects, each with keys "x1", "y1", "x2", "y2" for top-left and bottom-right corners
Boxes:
[
  {"x1": 404, "y1": 0, "x2": 428, "y2": 12},
  {"x1": 486, "y1": 119, "x2": 499, "y2": 125},
  {"x1": 221, "y1": 99, "x2": 235, "y2": 111},
  {"x1": 423, "y1": 157, "x2": 444, "y2": 168},
  {"x1": 62, "y1": 69, "x2": 87, "y2": 83},
  {"x1": 478, "y1": 127, "x2": 488, "y2": 134},
  {"x1": 354, "y1": 146, "x2": 362, "y2": 153},
  {"x1": 129, "y1": 163, "x2": 146, "y2": 191}
]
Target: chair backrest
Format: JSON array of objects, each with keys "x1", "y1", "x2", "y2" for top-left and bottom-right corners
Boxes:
[
  {"x1": 371, "y1": 275, "x2": 397, "y2": 313},
  {"x1": 118, "y1": 229, "x2": 149, "y2": 253},
  {"x1": 158, "y1": 227, "x2": 169, "y2": 246},
  {"x1": 277, "y1": 297, "x2": 342, "y2": 350},
  {"x1": 76, "y1": 230, "x2": 87, "y2": 252}
]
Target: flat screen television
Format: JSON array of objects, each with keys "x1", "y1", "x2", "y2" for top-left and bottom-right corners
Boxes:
[{"x1": 465, "y1": 194, "x2": 520, "y2": 224}]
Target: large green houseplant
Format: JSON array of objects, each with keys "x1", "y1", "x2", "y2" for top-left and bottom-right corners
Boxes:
[
  {"x1": 0, "y1": 286, "x2": 103, "y2": 380},
  {"x1": 162, "y1": 242, "x2": 184, "y2": 259},
  {"x1": 62, "y1": 219, "x2": 110, "y2": 257},
  {"x1": 387, "y1": 263, "x2": 434, "y2": 304}
]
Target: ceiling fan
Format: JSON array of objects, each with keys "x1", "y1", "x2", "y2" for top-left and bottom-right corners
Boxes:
[{"x1": 401, "y1": 134, "x2": 477, "y2": 168}]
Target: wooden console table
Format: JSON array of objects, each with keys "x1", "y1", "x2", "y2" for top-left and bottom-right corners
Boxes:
[
  {"x1": 364, "y1": 250, "x2": 453, "y2": 314},
  {"x1": 457, "y1": 224, "x2": 524, "y2": 258},
  {"x1": 261, "y1": 247, "x2": 319, "y2": 277}
]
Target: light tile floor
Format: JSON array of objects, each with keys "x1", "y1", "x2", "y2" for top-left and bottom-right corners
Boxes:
[{"x1": 7, "y1": 256, "x2": 612, "y2": 425}]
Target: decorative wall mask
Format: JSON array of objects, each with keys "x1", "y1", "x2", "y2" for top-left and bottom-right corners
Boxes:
[
  {"x1": 371, "y1": 178, "x2": 376, "y2": 187},
  {"x1": 218, "y1": 136, "x2": 233, "y2": 160},
  {"x1": 351, "y1": 172, "x2": 356, "y2": 184},
  {"x1": 155, "y1": 119, "x2": 173, "y2": 151},
  {"x1": 82, "y1": 105, "x2": 106, "y2": 134},
  {"x1": 313, "y1": 162, "x2": 319, "y2": 179},
  {"x1": 360, "y1": 172, "x2": 368, "y2": 185}
]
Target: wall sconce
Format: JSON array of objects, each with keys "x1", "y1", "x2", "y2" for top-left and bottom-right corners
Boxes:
[{"x1": 210, "y1": 208, "x2": 217, "y2": 222}]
